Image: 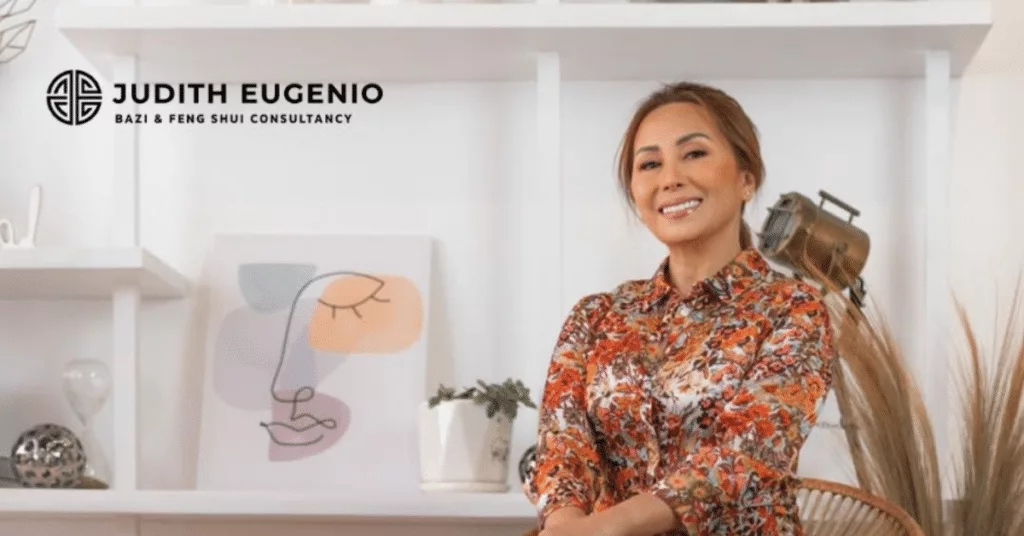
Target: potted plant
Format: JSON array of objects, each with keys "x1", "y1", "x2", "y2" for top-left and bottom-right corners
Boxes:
[{"x1": 418, "y1": 378, "x2": 535, "y2": 492}]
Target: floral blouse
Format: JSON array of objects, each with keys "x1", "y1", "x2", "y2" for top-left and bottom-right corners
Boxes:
[{"x1": 527, "y1": 248, "x2": 835, "y2": 535}]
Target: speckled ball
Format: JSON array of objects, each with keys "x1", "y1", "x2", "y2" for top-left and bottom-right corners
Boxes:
[
  {"x1": 518, "y1": 445, "x2": 537, "y2": 485},
  {"x1": 10, "y1": 424, "x2": 86, "y2": 488}
]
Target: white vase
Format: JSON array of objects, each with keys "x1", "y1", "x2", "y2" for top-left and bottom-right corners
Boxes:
[{"x1": 418, "y1": 399, "x2": 512, "y2": 492}]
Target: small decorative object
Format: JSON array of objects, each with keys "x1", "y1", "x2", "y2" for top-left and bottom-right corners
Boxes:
[
  {"x1": 62, "y1": 358, "x2": 112, "y2": 486},
  {"x1": 419, "y1": 378, "x2": 535, "y2": 492},
  {"x1": 518, "y1": 444, "x2": 536, "y2": 485},
  {"x1": 10, "y1": 423, "x2": 86, "y2": 488},
  {"x1": 0, "y1": 184, "x2": 42, "y2": 250}
]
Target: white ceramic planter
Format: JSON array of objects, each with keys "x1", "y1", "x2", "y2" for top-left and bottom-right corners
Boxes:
[{"x1": 418, "y1": 399, "x2": 512, "y2": 492}]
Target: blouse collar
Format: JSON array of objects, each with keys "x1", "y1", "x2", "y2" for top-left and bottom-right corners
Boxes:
[{"x1": 637, "y1": 247, "x2": 772, "y2": 313}]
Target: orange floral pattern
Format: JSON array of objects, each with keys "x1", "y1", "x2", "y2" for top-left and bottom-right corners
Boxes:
[{"x1": 528, "y1": 248, "x2": 835, "y2": 535}]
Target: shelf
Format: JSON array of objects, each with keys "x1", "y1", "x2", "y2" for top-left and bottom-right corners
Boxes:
[
  {"x1": 0, "y1": 247, "x2": 189, "y2": 299},
  {"x1": 55, "y1": 1, "x2": 992, "y2": 83},
  {"x1": 0, "y1": 489, "x2": 535, "y2": 522}
]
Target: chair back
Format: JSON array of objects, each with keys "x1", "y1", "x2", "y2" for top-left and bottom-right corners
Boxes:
[
  {"x1": 797, "y1": 477, "x2": 926, "y2": 536},
  {"x1": 520, "y1": 477, "x2": 925, "y2": 536}
]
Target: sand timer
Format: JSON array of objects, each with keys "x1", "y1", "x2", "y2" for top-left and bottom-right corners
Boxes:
[{"x1": 62, "y1": 359, "x2": 112, "y2": 487}]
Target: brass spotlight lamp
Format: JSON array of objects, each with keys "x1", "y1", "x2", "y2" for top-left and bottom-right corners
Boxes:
[{"x1": 756, "y1": 190, "x2": 870, "y2": 308}]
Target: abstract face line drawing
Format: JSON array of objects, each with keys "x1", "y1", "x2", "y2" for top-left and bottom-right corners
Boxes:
[
  {"x1": 197, "y1": 235, "x2": 433, "y2": 492},
  {"x1": 259, "y1": 270, "x2": 371, "y2": 447},
  {"x1": 317, "y1": 275, "x2": 390, "y2": 320},
  {"x1": 195, "y1": 232, "x2": 432, "y2": 493},
  {"x1": 309, "y1": 272, "x2": 423, "y2": 355},
  {"x1": 259, "y1": 269, "x2": 424, "y2": 450}
]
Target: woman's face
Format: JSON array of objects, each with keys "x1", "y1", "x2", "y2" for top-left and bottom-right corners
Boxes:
[{"x1": 629, "y1": 102, "x2": 754, "y2": 251}]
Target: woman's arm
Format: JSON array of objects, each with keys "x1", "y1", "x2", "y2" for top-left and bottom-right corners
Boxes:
[
  {"x1": 591, "y1": 283, "x2": 836, "y2": 536},
  {"x1": 531, "y1": 293, "x2": 611, "y2": 529}
]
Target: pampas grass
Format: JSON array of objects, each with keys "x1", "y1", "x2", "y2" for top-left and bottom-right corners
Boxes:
[
  {"x1": 824, "y1": 296, "x2": 944, "y2": 535},
  {"x1": 799, "y1": 247, "x2": 1024, "y2": 535},
  {"x1": 946, "y1": 279, "x2": 1024, "y2": 536},
  {"x1": 799, "y1": 253, "x2": 945, "y2": 535}
]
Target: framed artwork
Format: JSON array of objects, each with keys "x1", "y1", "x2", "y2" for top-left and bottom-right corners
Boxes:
[{"x1": 195, "y1": 234, "x2": 432, "y2": 494}]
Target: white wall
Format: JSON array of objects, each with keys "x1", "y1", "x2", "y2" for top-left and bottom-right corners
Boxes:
[
  {"x1": 948, "y1": 0, "x2": 1024, "y2": 334},
  {"x1": 1, "y1": 0, "x2": 1021, "y2": 533}
]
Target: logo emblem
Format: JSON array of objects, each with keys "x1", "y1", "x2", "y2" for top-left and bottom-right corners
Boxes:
[{"x1": 46, "y1": 70, "x2": 103, "y2": 126}]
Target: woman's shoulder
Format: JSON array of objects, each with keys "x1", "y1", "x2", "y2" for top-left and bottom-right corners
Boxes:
[
  {"x1": 759, "y1": 269, "x2": 828, "y2": 302},
  {"x1": 559, "y1": 278, "x2": 663, "y2": 338},
  {"x1": 567, "y1": 277, "x2": 654, "y2": 314},
  {"x1": 753, "y1": 268, "x2": 833, "y2": 326}
]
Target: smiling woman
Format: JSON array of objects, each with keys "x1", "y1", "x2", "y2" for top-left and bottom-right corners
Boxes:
[
  {"x1": 617, "y1": 83, "x2": 765, "y2": 267},
  {"x1": 524, "y1": 82, "x2": 836, "y2": 536}
]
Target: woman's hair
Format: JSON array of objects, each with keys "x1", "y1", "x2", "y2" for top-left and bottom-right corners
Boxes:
[{"x1": 615, "y1": 81, "x2": 765, "y2": 249}]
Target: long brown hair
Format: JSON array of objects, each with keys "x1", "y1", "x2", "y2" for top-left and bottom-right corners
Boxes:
[{"x1": 615, "y1": 81, "x2": 765, "y2": 249}]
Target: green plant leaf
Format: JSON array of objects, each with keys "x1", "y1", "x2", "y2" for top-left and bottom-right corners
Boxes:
[
  {"x1": 428, "y1": 384, "x2": 457, "y2": 408},
  {"x1": 502, "y1": 399, "x2": 518, "y2": 421},
  {"x1": 437, "y1": 378, "x2": 537, "y2": 420}
]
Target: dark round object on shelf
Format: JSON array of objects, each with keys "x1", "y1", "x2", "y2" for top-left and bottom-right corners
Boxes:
[
  {"x1": 10, "y1": 423, "x2": 86, "y2": 488},
  {"x1": 518, "y1": 444, "x2": 537, "y2": 485}
]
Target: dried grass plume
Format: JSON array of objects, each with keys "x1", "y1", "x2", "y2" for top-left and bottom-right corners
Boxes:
[
  {"x1": 947, "y1": 279, "x2": 1024, "y2": 536},
  {"x1": 799, "y1": 253, "x2": 944, "y2": 535}
]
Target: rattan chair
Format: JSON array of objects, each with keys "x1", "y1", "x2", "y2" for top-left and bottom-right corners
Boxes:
[
  {"x1": 520, "y1": 477, "x2": 925, "y2": 536},
  {"x1": 797, "y1": 477, "x2": 925, "y2": 536}
]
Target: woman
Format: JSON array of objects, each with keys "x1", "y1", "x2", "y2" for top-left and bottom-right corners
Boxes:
[{"x1": 524, "y1": 81, "x2": 836, "y2": 536}]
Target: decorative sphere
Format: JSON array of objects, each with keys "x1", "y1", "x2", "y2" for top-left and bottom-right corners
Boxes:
[
  {"x1": 10, "y1": 423, "x2": 86, "y2": 488},
  {"x1": 518, "y1": 444, "x2": 537, "y2": 485}
]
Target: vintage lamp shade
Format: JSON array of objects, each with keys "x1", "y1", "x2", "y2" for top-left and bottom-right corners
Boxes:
[{"x1": 757, "y1": 190, "x2": 870, "y2": 305}]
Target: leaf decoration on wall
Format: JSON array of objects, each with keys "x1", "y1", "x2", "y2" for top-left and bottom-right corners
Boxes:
[
  {"x1": 0, "y1": 0, "x2": 37, "y2": 18},
  {"x1": 0, "y1": 0, "x2": 37, "y2": 65},
  {"x1": 0, "y1": 19, "x2": 35, "y2": 64}
]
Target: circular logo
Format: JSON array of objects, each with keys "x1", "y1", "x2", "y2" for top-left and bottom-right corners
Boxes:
[{"x1": 46, "y1": 70, "x2": 103, "y2": 126}]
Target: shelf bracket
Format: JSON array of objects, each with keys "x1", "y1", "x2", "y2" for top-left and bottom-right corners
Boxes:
[{"x1": 923, "y1": 48, "x2": 952, "y2": 496}]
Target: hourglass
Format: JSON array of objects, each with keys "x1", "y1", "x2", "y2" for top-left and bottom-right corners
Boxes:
[{"x1": 62, "y1": 359, "x2": 112, "y2": 487}]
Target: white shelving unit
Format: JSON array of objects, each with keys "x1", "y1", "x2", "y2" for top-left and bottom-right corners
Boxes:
[
  {"x1": 0, "y1": 247, "x2": 188, "y2": 299},
  {"x1": 0, "y1": 488, "x2": 535, "y2": 522},
  {"x1": 0, "y1": 0, "x2": 991, "y2": 524},
  {"x1": 55, "y1": 2, "x2": 990, "y2": 81},
  {"x1": 0, "y1": 244, "x2": 189, "y2": 507}
]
